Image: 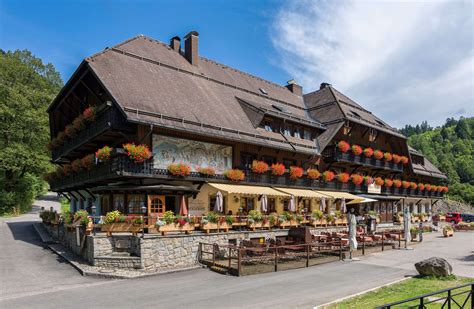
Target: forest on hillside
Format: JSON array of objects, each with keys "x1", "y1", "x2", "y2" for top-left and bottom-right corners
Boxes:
[{"x1": 400, "y1": 117, "x2": 474, "y2": 205}]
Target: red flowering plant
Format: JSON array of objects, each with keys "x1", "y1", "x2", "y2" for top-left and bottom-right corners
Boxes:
[
  {"x1": 402, "y1": 181, "x2": 410, "y2": 189},
  {"x1": 197, "y1": 166, "x2": 215, "y2": 177},
  {"x1": 62, "y1": 165, "x2": 72, "y2": 176},
  {"x1": 374, "y1": 177, "x2": 384, "y2": 186},
  {"x1": 81, "y1": 154, "x2": 95, "y2": 170},
  {"x1": 168, "y1": 163, "x2": 191, "y2": 177},
  {"x1": 72, "y1": 114, "x2": 85, "y2": 131},
  {"x1": 322, "y1": 171, "x2": 335, "y2": 182},
  {"x1": 82, "y1": 106, "x2": 96, "y2": 122},
  {"x1": 393, "y1": 179, "x2": 402, "y2": 188},
  {"x1": 437, "y1": 186, "x2": 444, "y2": 192},
  {"x1": 364, "y1": 176, "x2": 374, "y2": 186},
  {"x1": 64, "y1": 124, "x2": 77, "y2": 139},
  {"x1": 442, "y1": 186, "x2": 449, "y2": 193},
  {"x1": 337, "y1": 140, "x2": 350, "y2": 153},
  {"x1": 306, "y1": 169, "x2": 320, "y2": 180},
  {"x1": 431, "y1": 185, "x2": 438, "y2": 192},
  {"x1": 271, "y1": 163, "x2": 286, "y2": 176},
  {"x1": 384, "y1": 152, "x2": 393, "y2": 162},
  {"x1": 351, "y1": 144, "x2": 363, "y2": 156},
  {"x1": 418, "y1": 183, "x2": 425, "y2": 191},
  {"x1": 71, "y1": 159, "x2": 82, "y2": 173},
  {"x1": 224, "y1": 169, "x2": 245, "y2": 182},
  {"x1": 425, "y1": 184, "x2": 432, "y2": 191},
  {"x1": 400, "y1": 156, "x2": 409, "y2": 164},
  {"x1": 410, "y1": 182, "x2": 418, "y2": 190},
  {"x1": 392, "y1": 154, "x2": 401, "y2": 164},
  {"x1": 351, "y1": 174, "x2": 364, "y2": 185},
  {"x1": 337, "y1": 172, "x2": 350, "y2": 183},
  {"x1": 384, "y1": 178, "x2": 393, "y2": 188},
  {"x1": 363, "y1": 147, "x2": 374, "y2": 158},
  {"x1": 123, "y1": 143, "x2": 152, "y2": 163},
  {"x1": 289, "y1": 166, "x2": 304, "y2": 179},
  {"x1": 96, "y1": 146, "x2": 112, "y2": 162},
  {"x1": 374, "y1": 149, "x2": 384, "y2": 160},
  {"x1": 251, "y1": 160, "x2": 269, "y2": 174}
]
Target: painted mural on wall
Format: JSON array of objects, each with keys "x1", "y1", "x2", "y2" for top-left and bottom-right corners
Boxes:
[{"x1": 152, "y1": 135, "x2": 232, "y2": 173}]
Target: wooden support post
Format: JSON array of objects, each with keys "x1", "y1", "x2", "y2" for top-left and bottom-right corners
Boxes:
[{"x1": 274, "y1": 248, "x2": 278, "y2": 272}]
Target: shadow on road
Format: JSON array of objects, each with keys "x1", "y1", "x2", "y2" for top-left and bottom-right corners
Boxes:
[{"x1": 6, "y1": 221, "x2": 46, "y2": 248}]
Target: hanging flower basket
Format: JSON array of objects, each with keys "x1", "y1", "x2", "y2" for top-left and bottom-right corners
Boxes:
[
  {"x1": 338, "y1": 140, "x2": 350, "y2": 153},
  {"x1": 410, "y1": 182, "x2": 418, "y2": 190},
  {"x1": 374, "y1": 177, "x2": 384, "y2": 186},
  {"x1": 252, "y1": 160, "x2": 269, "y2": 174},
  {"x1": 384, "y1": 178, "x2": 393, "y2": 187},
  {"x1": 123, "y1": 143, "x2": 152, "y2": 163},
  {"x1": 271, "y1": 163, "x2": 286, "y2": 176},
  {"x1": 364, "y1": 176, "x2": 374, "y2": 186},
  {"x1": 168, "y1": 163, "x2": 191, "y2": 177},
  {"x1": 197, "y1": 166, "x2": 215, "y2": 177},
  {"x1": 400, "y1": 156, "x2": 409, "y2": 164},
  {"x1": 289, "y1": 166, "x2": 304, "y2": 179},
  {"x1": 392, "y1": 154, "x2": 401, "y2": 164},
  {"x1": 351, "y1": 144, "x2": 363, "y2": 156},
  {"x1": 425, "y1": 184, "x2": 432, "y2": 191},
  {"x1": 224, "y1": 169, "x2": 245, "y2": 182},
  {"x1": 322, "y1": 171, "x2": 335, "y2": 182},
  {"x1": 96, "y1": 146, "x2": 113, "y2": 162},
  {"x1": 402, "y1": 181, "x2": 410, "y2": 189},
  {"x1": 393, "y1": 179, "x2": 402, "y2": 188},
  {"x1": 307, "y1": 169, "x2": 320, "y2": 180},
  {"x1": 337, "y1": 172, "x2": 350, "y2": 183},
  {"x1": 363, "y1": 147, "x2": 374, "y2": 158},
  {"x1": 351, "y1": 174, "x2": 363, "y2": 185},
  {"x1": 374, "y1": 150, "x2": 384, "y2": 160},
  {"x1": 384, "y1": 152, "x2": 393, "y2": 162}
]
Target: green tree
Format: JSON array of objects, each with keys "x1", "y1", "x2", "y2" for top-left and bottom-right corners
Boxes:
[{"x1": 0, "y1": 50, "x2": 62, "y2": 215}]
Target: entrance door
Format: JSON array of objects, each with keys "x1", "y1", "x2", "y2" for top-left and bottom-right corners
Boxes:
[{"x1": 148, "y1": 195, "x2": 165, "y2": 227}]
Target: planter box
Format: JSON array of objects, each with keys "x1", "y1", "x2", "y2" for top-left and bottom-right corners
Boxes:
[
  {"x1": 101, "y1": 223, "x2": 142, "y2": 236},
  {"x1": 200, "y1": 222, "x2": 231, "y2": 233},
  {"x1": 277, "y1": 220, "x2": 299, "y2": 229},
  {"x1": 443, "y1": 230, "x2": 454, "y2": 237},
  {"x1": 247, "y1": 221, "x2": 271, "y2": 231},
  {"x1": 149, "y1": 223, "x2": 194, "y2": 236},
  {"x1": 335, "y1": 218, "x2": 347, "y2": 226},
  {"x1": 310, "y1": 218, "x2": 327, "y2": 227}
]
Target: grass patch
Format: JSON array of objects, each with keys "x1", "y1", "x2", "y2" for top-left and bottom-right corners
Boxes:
[
  {"x1": 328, "y1": 275, "x2": 473, "y2": 308},
  {"x1": 59, "y1": 197, "x2": 70, "y2": 214}
]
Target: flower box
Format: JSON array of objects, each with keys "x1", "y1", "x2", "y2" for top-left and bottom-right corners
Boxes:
[
  {"x1": 277, "y1": 219, "x2": 299, "y2": 229},
  {"x1": 101, "y1": 223, "x2": 142, "y2": 236},
  {"x1": 335, "y1": 217, "x2": 348, "y2": 226},
  {"x1": 247, "y1": 221, "x2": 271, "y2": 231},
  {"x1": 150, "y1": 223, "x2": 194, "y2": 236},
  {"x1": 200, "y1": 222, "x2": 231, "y2": 233},
  {"x1": 310, "y1": 218, "x2": 327, "y2": 227},
  {"x1": 443, "y1": 229, "x2": 454, "y2": 237}
]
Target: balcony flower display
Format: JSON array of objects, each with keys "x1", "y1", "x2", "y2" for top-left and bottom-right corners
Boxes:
[
  {"x1": 442, "y1": 186, "x2": 449, "y2": 193},
  {"x1": 374, "y1": 149, "x2": 384, "y2": 160},
  {"x1": 392, "y1": 154, "x2": 401, "y2": 164},
  {"x1": 56, "y1": 132, "x2": 66, "y2": 145},
  {"x1": 384, "y1": 178, "x2": 393, "y2": 187},
  {"x1": 271, "y1": 163, "x2": 286, "y2": 176},
  {"x1": 351, "y1": 174, "x2": 363, "y2": 185},
  {"x1": 322, "y1": 171, "x2": 335, "y2": 182},
  {"x1": 363, "y1": 147, "x2": 374, "y2": 158},
  {"x1": 364, "y1": 176, "x2": 374, "y2": 185},
  {"x1": 384, "y1": 152, "x2": 393, "y2": 162},
  {"x1": 64, "y1": 124, "x2": 77, "y2": 139},
  {"x1": 289, "y1": 166, "x2": 304, "y2": 179},
  {"x1": 82, "y1": 106, "x2": 96, "y2": 122},
  {"x1": 96, "y1": 146, "x2": 112, "y2": 162},
  {"x1": 374, "y1": 177, "x2": 384, "y2": 186},
  {"x1": 197, "y1": 166, "x2": 215, "y2": 177},
  {"x1": 71, "y1": 159, "x2": 82, "y2": 173},
  {"x1": 351, "y1": 144, "x2": 363, "y2": 156},
  {"x1": 306, "y1": 168, "x2": 320, "y2": 180},
  {"x1": 402, "y1": 180, "x2": 410, "y2": 189},
  {"x1": 425, "y1": 184, "x2": 432, "y2": 191},
  {"x1": 123, "y1": 143, "x2": 152, "y2": 163},
  {"x1": 417, "y1": 183, "x2": 425, "y2": 191},
  {"x1": 73, "y1": 114, "x2": 85, "y2": 131},
  {"x1": 337, "y1": 172, "x2": 350, "y2": 183},
  {"x1": 81, "y1": 154, "x2": 95, "y2": 170},
  {"x1": 338, "y1": 140, "x2": 350, "y2": 153},
  {"x1": 400, "y1": 156, "x2": 409, "y2": 164},
  {"x1": 62, "y1": 164, "x2": 72, "y2": 176},
  {"x1": 410, "y1": 182, "x2": 418, "y2": 190},
  {"x1": 224, "y1": 169, "x2": 245, "y2": 182},
  {"x1": 393, "y1": 179, "x2": 402, "y2": 188},
  {"x1": 168, "y1": 163, "x2": 191, "y2": 177},
  {"x1": 431, "y1": 185, "x2": 438, "y2": 192},
  {"x1": 251, "y1": 160, "x2": 269, "y2": 174}
]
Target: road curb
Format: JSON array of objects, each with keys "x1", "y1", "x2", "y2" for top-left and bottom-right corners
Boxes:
[
  {"x1": 314, "y1": 276, "x2": 412, "y2": 308},
  {"x1": 33, "y1": 222, "x2": 56, "y2": 244}
]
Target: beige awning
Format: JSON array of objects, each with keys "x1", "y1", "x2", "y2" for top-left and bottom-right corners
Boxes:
[
  {"x1": 207, "y1": 183, "x2": 290, "y2": 197},
  {"x1": 274, "y1": 187, "x2": 331, "y2": 198},
  {"x1": 314, "y1": 191, "x2": 360, "y2": 200},
  {"x1": 347, "y1": 197, "x2": 378, "y2": 205}
]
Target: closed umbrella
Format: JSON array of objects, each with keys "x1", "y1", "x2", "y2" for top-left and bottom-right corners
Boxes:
[
  {"x1": 341, "y1": 198, "x2": 347, "y2": 213},
  {"x1": 289, "y1": 195, "x2": 296, "y2": 212},
  {"x1": 261, "y1": 194, "x2": 268, "y2": 213},
  {"x1": 214, "y1": 191, "x2": 223, "y2": 213},
  {"x1": 320, "y1": 197, "x2": 326, "y2": 212},
  {"x1": 348, "y1": 210, "x2": 358, "y2": 259},
  {"x1": 179, "y1": 196, "x2": 188, "y2": 216}
]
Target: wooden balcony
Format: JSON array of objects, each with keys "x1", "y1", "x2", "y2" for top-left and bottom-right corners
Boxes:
[
  {"x1": 322, "y1": 146, "x2": 404, "y2": 172},
  {"x1": 51, "y1": 104, "x2": 125, "y2": 162}
]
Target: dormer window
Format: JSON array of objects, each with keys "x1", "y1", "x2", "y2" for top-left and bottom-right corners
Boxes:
[{"x1": 259, "y1": 88, "x2": 268, "y2": 95}]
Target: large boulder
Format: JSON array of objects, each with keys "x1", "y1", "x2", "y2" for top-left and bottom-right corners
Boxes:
[{"x1": 415, "y1": 257, "x2": 453, "y2": 277}]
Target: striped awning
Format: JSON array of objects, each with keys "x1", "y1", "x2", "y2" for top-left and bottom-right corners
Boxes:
[
  {"x1": 314, "y1": 191, "x2": 360, "y2": 200},
  {"x1": 207, "y1": 183, "x2": 290, "y2": 197},
  {"x1": 346, "y1": 197, "x2": 378, "y2": 205},
  {"x1": 274, "y1": 187, "x2": 331, "y2": 198}
]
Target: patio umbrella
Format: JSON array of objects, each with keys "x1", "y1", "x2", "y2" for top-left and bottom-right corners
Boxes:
[
  {"x1": 179, "y1": 196, "x2": 188, "y2": 216},
  {"x1": 261, "y1": 194, "x2": 268, "y2": 213},
  {"x1": 289, "y1": 195, "x2": 296, "y2": 212},
  {"x1": 341, "y1": 198, "x2": 347, "y2": 213},
  {"x1": 214, "y1": 191, "x2": 223, "y2": 213},
  {"x1": 320, "y1": 197, "x2": 326, "y2": 212}
]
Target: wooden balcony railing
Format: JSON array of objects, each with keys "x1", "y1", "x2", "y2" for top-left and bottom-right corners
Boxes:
[
  {"x1": 322, "y1": 146, "x2": 404, "y2": 172},
  {"x1": 52, "y1": 104, "x2": 125, "y2": 162}
]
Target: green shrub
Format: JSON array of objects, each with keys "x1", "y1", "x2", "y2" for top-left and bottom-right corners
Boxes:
[
  {"x1": 312, "y1": 210, "x2": 323, "y2": 220},
  {"x1": 163, "y1": 211, "x2": 175, "y2": 224},
  {"x1": 104, "y1": 210, "x2": 121, "y2": 224},
  {"x1": 205, "y1": 211, "x2": 219, "y2": 224},
  {"x1": 249, "y1": 210, "x2": 263, "y2": 222}
]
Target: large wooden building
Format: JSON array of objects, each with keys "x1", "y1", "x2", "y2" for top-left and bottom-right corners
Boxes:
[{"x1": 46, "y1": 31, "x2": 447, "y2": 224}]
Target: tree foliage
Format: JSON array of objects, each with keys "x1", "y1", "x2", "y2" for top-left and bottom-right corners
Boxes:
[
  {"x1": 404, "y1": 117, "x2": 474, "y2": 205},
  {"x1": 0, "y1": 49, "x2": 63, "y2": 215}
]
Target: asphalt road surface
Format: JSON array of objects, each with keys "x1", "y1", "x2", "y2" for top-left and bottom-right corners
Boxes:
[{"x1": 1, "y1": 193, "x2": 472, "y2": 308}]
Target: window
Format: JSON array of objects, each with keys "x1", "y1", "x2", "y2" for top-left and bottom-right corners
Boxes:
[
  {"x1": 264, "y1": 122, "x2": 272, "y2": 132},
  {"x1": 261, "y1": 155, "x2": 276, "y2": 166},
  {"x1": 267, "y1": 198, "x2": 276, "y2": 213},
  {"x1": 241, "y1": 152, "x2": 257, "y2": 169},
  {"x1": 240, "y1": 197, "x2": 254, "y2": 213},
  {"x1": 349, "y1": 111, "x2": 361, "y2": 118},
  {"x1": 149, "y1": 196, "x2": 165, "y2": 214},
  {"x1": 294, "y1": 127, "x2": 301, "y2": 138},
  {"x1": 128, "y1": 194, "x2": 145, "y2": 213},
  {"x1": 283, "y1": 125, "x2": 292, "y2": 136},
  {"x1": 304, "y1": 129, "x2": 312, "y2": 140},
  {"x1": 113, "y1": 194, "x2": 125, "y2": 213}
]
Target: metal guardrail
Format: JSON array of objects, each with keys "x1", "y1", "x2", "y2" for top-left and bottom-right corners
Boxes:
[{"x1": 377, "y1": 282, "x2": 473, "y2": 309}]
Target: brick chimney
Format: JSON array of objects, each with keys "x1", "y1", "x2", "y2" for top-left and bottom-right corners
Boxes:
[
  {"x1": 170, "y1": 36, "x2": 181, "y2": 52},
  {"x1": 286, "y1": 79, "x2": 303, "y2": 96},
  {"x1": 184, "y1": 31, "x2": 199, "y2": 65}
]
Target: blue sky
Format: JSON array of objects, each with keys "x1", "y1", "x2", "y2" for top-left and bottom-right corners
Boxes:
[{"x1": 1, "y1": 0, "x2": 473, "y2": 127}]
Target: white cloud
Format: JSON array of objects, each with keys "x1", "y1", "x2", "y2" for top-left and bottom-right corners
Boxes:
[{"x1": 271, "y1": 0, "x2": 474, "y2": 127}]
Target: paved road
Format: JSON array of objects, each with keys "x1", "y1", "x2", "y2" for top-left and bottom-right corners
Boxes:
[{"x1": 1, "y1": 194, "x2": 473, "y2": 308}]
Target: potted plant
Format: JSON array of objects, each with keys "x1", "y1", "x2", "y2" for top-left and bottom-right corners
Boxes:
[
  {"x1": 251, "y1": 160, "x2": 269, "y2": 174},
  {"x1": 443, "y1": 225, "x2": 454, "y2": 237},
  {"x1": 373, "y1": 149, "x2": 384, "y2": 160},
  {"x1": 400, "y1": 156, "x2": 409, "y2": 164},
  {"x1": 395, "y1": 211, "x2": 404, "y2": 223},
  {"x1": 351, "y1": 174, "x2": 364, "y2": 186},
  {"x1": 153, "y1": 211, "x2": 194, "y2": 235},
  {"x1": 101, "y1": 211, "x2": 143, "y2": 236},
  {"x1": 338, "y1": 140, "x2": 350, "y2": 153},
  {"x1": 374, "y1": 177, "x2": 384, "y2": 186},
  {"x1": 364, "y1": 176, "x2": 374, "y2": 186},
  {"x1": 224, "y1": 169, "x2": 245, "y2": 182},
  {"x1": 384, "y1": 152, "x2": 393, "y2": 162},
  {"x1": 247, "y1": 210, "x2": 269, "y2": 230},
  {"x1": 72, "y1": 114, "x2": 85, "y2": 131},
  {"x1": 200, "y1": 212, "x2": 230, "y2": 233},
  {"x1": 418, "y1": 183, "x2": 425, "y2": 191},
  {"x1": 325, "y1": 214, "x2": 335, "y2": 226},
  {"x1": 402, "y1": 181, "x2": 410, "y2": 189},
  {"x1": 82, "y1": 106, "x2": 96, "y2": 122},
  {"x1": 393, "y1": 179, "x2": 402, "y2": 188},
  {"x1": 392, "y1": 154, "x2": 401, "y2": 164},
  {"x1": 71, "y1": 159, "x2": 82, "y2": 173},
  {"x1": 363, "y1": 147, "x2": 374, "y2": 158},
  {"x1": 322, "y1": 170, "x2": 335, "y2": 182},
  {"x1": 123, "y1": 143, "x2": 152, "y2": 163},
  {"x1": 277, "y1": 211, "x2": 298, "y2": 228},
  {"x1": 351, "y1": 144, "x2": 363, "y2": 156},
  {"x1": 96, "y1": 146, "x2": 112, "y2": 162},
  {"x1": 384, "y1": 178, "x2": 393, "y2": 188},
  {"x1": 334, "y1": 210, "x2": 346, "y2": 226},
  {"x1": 197, "y1": 166, "x2": 216, "y2": 177},
  {"x1": 368, "y1": 210, "x2": 380, "y2": 223},
  {"x1": 64, "y1": 124, "x2": 77, "y2": 139},
  {"x1": 410, "y1": 227, "x2": 419, "y2": 240},
  {"x1": 311, "y1": 210, "x2": 326, "y2": 226},
  {"x1": 81, "y1": 154, "x2": 95, "y2": 170},
  {"x1": 289, "y1": 166, "x2": 304, "y2": 179},
  {"x1": 168, "y1": 163, "x2": 192, "y2": 177},
  {"x1": 307, "y1": 168, "x2": 320, "y2": 180},
  {"x1": 337, "y1": 172, "x2": 350, "y2": 183},
  {"x1": 271, "y1": 163, "x2": 285, "y2": 176},
  {"x1": 409, "y1": 182, "x2": 418, "y2": 190}
]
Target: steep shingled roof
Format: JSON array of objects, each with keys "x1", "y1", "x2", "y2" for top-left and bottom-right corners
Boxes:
[{"x1": 408, "y1": 146, "x2": 447, "y2": 179}]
